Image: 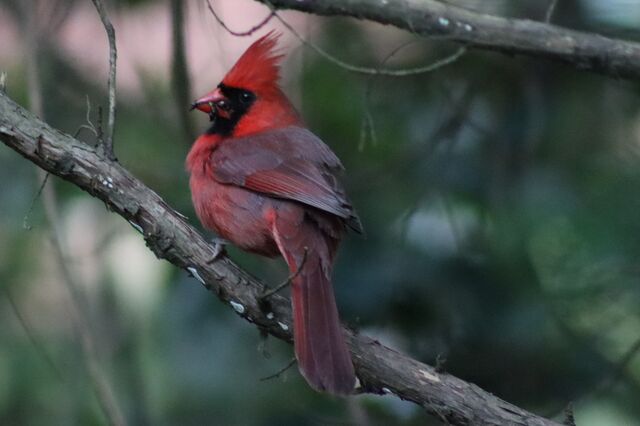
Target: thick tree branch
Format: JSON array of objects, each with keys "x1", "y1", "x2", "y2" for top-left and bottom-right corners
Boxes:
[
  {"x1": 0, "y1": 92, "x2": 561, "y2": 426},
  {"x1": 256, "y1": 0, "x2": 640, "y2": 81}
]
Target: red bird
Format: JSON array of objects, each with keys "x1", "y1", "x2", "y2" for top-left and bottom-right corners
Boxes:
[{"x1": 187, "y1": 32, "x2": 362, "y2": 395}]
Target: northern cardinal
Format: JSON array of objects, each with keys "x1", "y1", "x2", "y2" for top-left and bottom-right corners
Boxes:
[{"x1": 187, "y1": 32, "x2": 361, "y2": 395}]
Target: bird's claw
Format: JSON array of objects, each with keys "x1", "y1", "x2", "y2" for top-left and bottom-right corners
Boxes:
[{"x1": 207, "y1": 237, "x2": 229, "y2": 263}]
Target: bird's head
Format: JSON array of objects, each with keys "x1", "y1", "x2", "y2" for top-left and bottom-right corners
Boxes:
[{"x1": 191, "y1": 31, "x2": 298, "y2": 137}]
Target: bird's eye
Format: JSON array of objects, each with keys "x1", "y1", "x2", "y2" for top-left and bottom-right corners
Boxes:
[{"x1": 241, "y1": 91, "x2": 253, "y2": 102}]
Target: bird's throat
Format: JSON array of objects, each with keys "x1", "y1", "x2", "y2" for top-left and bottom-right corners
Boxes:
[{"x1": 206, "y1": 114, "x2": 237, "y2": 136}]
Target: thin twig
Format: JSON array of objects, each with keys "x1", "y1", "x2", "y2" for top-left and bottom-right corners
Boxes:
[
  {"x1": 4, "y1": 287, "x2": 64, "y2": 380},
  {"x1": 22, "y1": 2, "x2": 125, "y2": 423},
  {"x1": 89, "y1": 0, "x2": 117, "y2": 160},
  {"x1": 83, "y1": 95, "x2": 98, "y2": 135},
  {"x1": 74, "y1": 125, "x2": 99, "y2": 140},
  {"x1": 22, "y1": 171, "x2": 50, "y2": 230},
  {"x1": 568, "y1": 335, "x2": 640, "y2": 407},
  {"x1": 256, "y1": 0, "x2": 640, "y2": 81},
  {"x1": 22, "y1": 0, "x2": 50, "y2": 233},
  {"x1": 359, "y1": 40, "x2": 418, "y2": 149},
  {"x1": 171, "y1": 0, "x2": 195, "y2": 142},
  {"x1": 434, "y1": 353, "x2": 447, "y2": 373},
  {"x1": 259, "y1": 357, "x2": 297, "y2": 381},
  {"x1": 562, "y1": 403, "x2": 576, "y2": 426},
  {"x1": 97, "y1": 105, "x2": 104, "y2": 143},
  {"x1": 540, "y1": 284, "x2": 640, "y2": 418},
  {"x1": 205, "y1": 0, "x2": 275, "y2": 37},
  {"x1": 41, "y1": 182, "x2": 126, "y2": 426},
  {"x1": 545, "y1": 0, "x2": 559, "y2": 23},
  {"x1": 74, "y1": 95, "x2": 98, "y2": 139},
  {"x1": 260, "y1": 247, "x2": 308, "y2": 300},
  {"x1": 264, "y1": 0, "x2": 466, "y2": 77}
]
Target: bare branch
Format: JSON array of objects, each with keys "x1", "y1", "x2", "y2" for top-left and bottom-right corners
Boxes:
[
  {"x1": 206, "y1": 0, "x2": 275, "y2": 37},
  {"x1": 171, "y1": 0, "x2": 195, "y2": 142},
  {"x1": 89, "y1": 0, "x2": 117, "y2": 160},
  {"x1": 255, "y1": 0, "x2": 640, "y2": 81},
  {"x1": 21, "y1": 2, "x2": 125, "y2": 422},
  {"x1": 563, "y1": 404, "x2": 576, "y2": 426},
  {"x1": 554, "y1": 334, "x2": 640, "y2": 417},
  {"x1": 0, "y1": 92, "x2": 562, "y2": 426},
  {"x1": 22, "y1": 171, "x2": 50, "y2": 230},
  {"x1": 73, "y1": 96, "x2": 99, "y2": 141},
  {"x1": 4, "y1": 287, "x2": 64, "y2": 380},
  {"x1": 264, "y1": 1, "x2": 466, "y2": 77},
  {"x1": 360, "y1": 40, "x2": 419, "y2": 149},
  {"x1": 40, "y1": 172, "x2": 126, "y2": 426},
  {"x1": 260, "y1": 357, "x2": 297, "y2": 381},
  {"x1": 545, "y1": 0, "x2": 559, "y2": 23}
]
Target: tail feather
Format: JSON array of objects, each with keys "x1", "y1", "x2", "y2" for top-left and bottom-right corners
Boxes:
[
  {"x1": 291, "y1": 255, "x2": 355, "y2": 394},
  {"x1": 272, "y1": 214, "x2": 355, "y2": 395}
]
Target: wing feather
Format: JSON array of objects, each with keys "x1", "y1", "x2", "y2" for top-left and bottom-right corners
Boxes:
[{"x1": 210, "y1": 126, "x2": 362, "y2": 232}]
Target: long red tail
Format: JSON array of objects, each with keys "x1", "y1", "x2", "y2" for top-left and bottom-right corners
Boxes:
[{"x1": 273, "y1": 217, "x2": 355, "y2": 395}]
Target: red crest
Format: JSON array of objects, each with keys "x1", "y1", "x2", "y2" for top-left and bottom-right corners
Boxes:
[{"x1": 222, "y1": 31, "x2": 283, "y2": 91}]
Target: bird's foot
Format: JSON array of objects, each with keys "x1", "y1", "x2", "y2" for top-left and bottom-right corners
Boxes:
[{"x1": 207, "y1": 237, "x2": 229, "y2": 263}]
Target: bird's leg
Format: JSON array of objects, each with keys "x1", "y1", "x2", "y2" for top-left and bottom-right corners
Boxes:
[
  {"x1": 260, "y1": 247, "x2": 308, "y2": 301},
  {"x1": 207, "y1": 236, "x2": 229, "y2": 263}
]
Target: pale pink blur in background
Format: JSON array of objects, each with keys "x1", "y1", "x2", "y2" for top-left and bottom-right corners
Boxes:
[{"x1": 0, "y1": 0, "x2": 307, "y2": 97}]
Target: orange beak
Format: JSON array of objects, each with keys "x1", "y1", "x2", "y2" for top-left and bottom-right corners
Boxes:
[{"x1": 190, "y1": 87, "x2": 226, "y2": 115}]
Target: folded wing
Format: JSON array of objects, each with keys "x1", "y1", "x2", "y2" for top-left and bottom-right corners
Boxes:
[{"x1": 210, "y1": 126, "x2": 362, "y2": 233}]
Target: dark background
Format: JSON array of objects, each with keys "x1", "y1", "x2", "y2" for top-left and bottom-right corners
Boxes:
[{"x1": 1, "y1": 0, "x2": 640, "y2": 424}]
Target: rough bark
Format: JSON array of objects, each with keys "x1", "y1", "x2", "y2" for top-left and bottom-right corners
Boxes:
[
  {"x1": 256, "y1": 0, "x2": 640, "y2": 81},
  {"x1": 0, "y1": 92, "x2": 561, "y2": 425}
]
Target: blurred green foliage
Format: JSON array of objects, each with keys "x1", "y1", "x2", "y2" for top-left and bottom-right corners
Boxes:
[{"x1": 1, "y1": 0, "x2": 640, "y2": 425}]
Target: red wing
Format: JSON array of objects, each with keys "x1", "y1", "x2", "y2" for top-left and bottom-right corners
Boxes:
[
  {"x1": 210, "y1": 126, "x2": 362, "y2": 232},
  {"x1": 244, "y1": 160, "x2": 354, "y2": 218}
]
